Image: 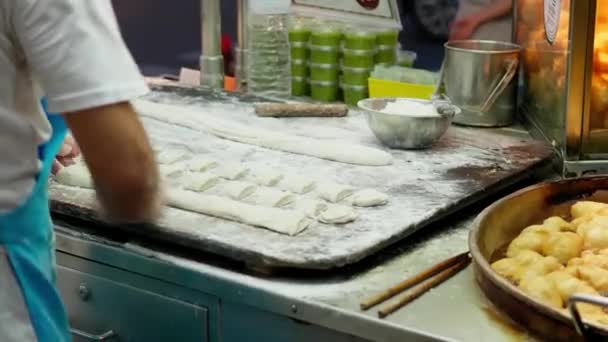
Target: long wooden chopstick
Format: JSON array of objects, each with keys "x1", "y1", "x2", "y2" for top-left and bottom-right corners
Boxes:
[
  {"x1": 377, "y1": 255, "x2": 472, "y2": 318},
  {"x1": 360, "y1": 251, "x2": 470, "y2": 310}
]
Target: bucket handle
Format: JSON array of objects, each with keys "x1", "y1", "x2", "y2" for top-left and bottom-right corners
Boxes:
[{"x1": 479, "y1": 58, "x2": 519, "y2": 113}]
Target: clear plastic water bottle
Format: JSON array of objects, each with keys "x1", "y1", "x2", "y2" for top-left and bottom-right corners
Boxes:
[{"x1": 247, "y1": 2, "x2": 291, "y2": 98}]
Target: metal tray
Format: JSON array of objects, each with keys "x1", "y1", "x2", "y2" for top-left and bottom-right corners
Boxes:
[
  {"x1": 469, "y1": 176, "x2": 608, "y2": 341},
  {"x1": 49, "y1": 83, "x2": 552, "y2": 271}
]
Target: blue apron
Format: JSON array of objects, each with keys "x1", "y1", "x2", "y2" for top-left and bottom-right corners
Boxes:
[{"x1": 0, "y1": 105, "x2": 71, "y2": 341}]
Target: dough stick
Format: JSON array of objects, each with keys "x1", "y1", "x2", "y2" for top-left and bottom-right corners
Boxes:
[
  {"x1": 294, "y1": 199, "x2": 328, "y2": 218},
  {"x1": 248, "y1": 187, "x2": 295, "y2": 208},
  {"x1": 252, "y1": 169, "x2": 284, "y2": 187},
  {"x1": 347, "y1": 189, "x2": 389, "y2": 207},
  {"x1": 278, "y1": 175, "x2": 316, "y2": 194},
  {"x1": 317, "y1": 182, "x2": 354, "y2": 203},
  {"x1": 167, "y1": 189, "x2": 311, "y2": 236},
  {"x1": 183, "y1": 158, "x2": 219, "y2": 172},
  {"x1": 181, "y1": 172, "x2": 221, "y2": 192},
  {"x1": 214, "y1": 163, "x2": 249, "y2": 180},
  {"x1": 134, "y1": 100, "x2": 393, "y2": 166},
  {"x1": 214, "y1": 181, "x2": 257, "y2": 200},
  {"x1": 55, "y1": 164, "x2": 93, "y2": 189},
  {"x1": 159, "y1": 164, "x2": 185, "y2": 179},
  {"x1": 156, "y1": 150, "x2": 190, "y2": 164},
  {"x1": 319, "y1": 205, "x2": 359, "y2": 224}
]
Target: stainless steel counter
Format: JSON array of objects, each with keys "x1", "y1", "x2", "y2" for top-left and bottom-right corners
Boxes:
[{"x1": 55, "y1": 185, "x2": 543, "y2": 341}]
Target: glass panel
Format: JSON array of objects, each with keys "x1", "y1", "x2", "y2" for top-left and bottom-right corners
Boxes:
[
  {"x1": 516, "y1": 0, "x2": 571, "y2": 148},
  {"x1": 585, "y1": 1, "x2": 608, "y2": 154}
]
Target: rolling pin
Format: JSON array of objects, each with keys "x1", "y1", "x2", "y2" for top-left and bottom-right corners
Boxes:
[{"x1": 254, "y1": 102, "x2": 348, "y2": 118}]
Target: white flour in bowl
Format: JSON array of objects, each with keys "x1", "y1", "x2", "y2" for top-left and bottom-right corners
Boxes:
[{"x1": 380, "y1": 100, "x2": 440, "y2": 117}]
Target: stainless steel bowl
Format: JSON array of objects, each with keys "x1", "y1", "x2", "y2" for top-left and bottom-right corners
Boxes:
[{"x1": 358, "y1": 97, "x2": 458, "y2": 149}]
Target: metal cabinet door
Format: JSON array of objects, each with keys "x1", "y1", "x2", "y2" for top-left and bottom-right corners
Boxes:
[{"x1": 57, "y1": 266, "x2": 208, "y2": 342}]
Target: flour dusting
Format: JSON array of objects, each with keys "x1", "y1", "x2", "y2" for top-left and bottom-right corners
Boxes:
[{"x1": 48, "y1": 84, "x2": 549, "y2": 269}]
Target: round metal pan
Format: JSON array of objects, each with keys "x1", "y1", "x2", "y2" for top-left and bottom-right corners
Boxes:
[{"x1": 469, "y1": 176, "x2": 608, "y2": 341}]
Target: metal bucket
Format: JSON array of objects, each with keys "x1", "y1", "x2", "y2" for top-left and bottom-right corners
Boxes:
[{"x1": 439, "y1": 40, "x2": 521, "y2": 127}]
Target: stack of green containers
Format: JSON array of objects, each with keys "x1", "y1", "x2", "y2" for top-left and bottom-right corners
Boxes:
[
  {"x1": 289, "y1": 25, "x2": 311, "y2": 96},
  {"x1": 375, "y1": 29, "x2": 399, "y2": 65},
  {"x1": 309, "y1": 28, "x2": 342, "y2": 102},
  {"x1": 341, "y1": 30, "x2": 376, "y2": 106}
]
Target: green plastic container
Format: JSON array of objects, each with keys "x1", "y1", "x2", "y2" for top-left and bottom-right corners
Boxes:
[
  {"x1": 344, "y1": 31, "x2": 377, "y2": 50},
  {"x1": 310, "y1": 63, "x2": 339, "y2": 82},
  {"x1": 398, "y1": 50, "x2": 417, "y2": 67},
  {"x1": 376, "y1": 29, "x2": 399, "y2": 45},
  {"x1": 291, "y1": 59, "x2": 309, "y2": 77},
  {"x1": 376, "y1": 50, "x2": 397, "y2": 64},
  {"x1": 289, "y1": 27, "x2": 311, "y2": 42},
  {"x1": 341, "y1": 84, "x2": 368, "y2": 106},
  {"x1": 376, "y1": 45, "x2": 397, "y2": 64},
  {"x1": 292, "y1": 77, "x2": 310, "y2": 96},
  {"x1": 342, "y1": 48, "x2": 375, "y2": 68},
  {"x1": 290, "y1": 41, "x2": 309, "y2": 59},
  {"x1": 310, "y1": 80, "x2": 339, "y2": 102},
  {"x1": 310, "y1": 29, "x2": 342, "y2": 46},
  {"x1": 310, "y1": 45, "x2": 340, "y2": 64},
  {"x1": 341, "y1": 66, "x2": 371, "y2": 85}
]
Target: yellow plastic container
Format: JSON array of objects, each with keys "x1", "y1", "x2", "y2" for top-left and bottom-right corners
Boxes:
[{"x1": 368, "y1": 78, "x2": 435, "y2": 100}]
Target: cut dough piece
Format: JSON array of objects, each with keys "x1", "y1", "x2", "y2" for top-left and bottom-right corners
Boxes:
[
  {"x1": 347, "y1": 189, "x2": 389, "y2": 207},
  {"x1": 319, "y1": 205, "x2": 359, "y2": 224},
  {"x1": 181, "y1": 172, "x2": 221, "y2": 192},
  {"x1": 519, "y1": 275, "x2": 563, "y2": 309},
  {"x1": 294, "y1": 199, "x2": 328, "y2": 218},
  {"x1": 578, "y1": 264, "x2": 608, "y2": 292},
  {"x1": 278, "y1": 175, "x2": 316, "y2": 194},
  {"x1": 252, "y1": 170, "x2": 284, "y2": 187},
  {"x1": 215, "y1": 181, "x2": 257, "y2": 200},
  {"x1": 543, "y1": 217, "x2": 574, "y2": 232},
  {"x1": 55, "y1": 164, "x2": 93, "y2": 188},
  {"x1": 541, "y1": 232, "x2": 583, "y2": 265},
  {"x1": 167, "y1": 190, "x2": 311, "y2": 236},
  {"x1": 157, "y1": 150, "x2": 190, "y2": 164},
  {"x1": 213, "y1": 163, "x2": 249, "y2": 180},
  {"x1": 571, "y1": 201, "x2": 608, "y2": 219},
  {"x1": 491, "y1": 258, "x2": 522, "y2": 283},
  {"x1": 506, "y1": 231, "x2": 547, "y2": 258},
  {"x1": 183, "y1": 158, "x2": 218, "y2": 172},
  {"x1": 317, "y1": 182, "x2": 353, "y2": 203},
  {"x1": 159, "y1": 164, "x2": 185, "y2": 179},
  {"x1": 135, "y1": 99, "x2": 393, "y2": 166},
  {"x1": 248, "y1": 188, "x2": 295, "y2": 208}
]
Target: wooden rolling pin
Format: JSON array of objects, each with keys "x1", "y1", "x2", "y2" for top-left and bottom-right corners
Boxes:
[{"x1": 254, "y1": 102, "x2": 348, "y2": 118}]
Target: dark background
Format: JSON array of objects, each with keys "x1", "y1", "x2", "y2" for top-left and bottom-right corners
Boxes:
[{"x1": 111, "y1": 0, "x2": 453, "y2": 76}]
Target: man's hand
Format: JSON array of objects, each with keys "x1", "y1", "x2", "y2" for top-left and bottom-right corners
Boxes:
[
  {"x1": 449, "y1": 15, "x2": 480, "y2": 41},
  {"x1": 63, "y1": 102, "x2": 161, "y2": 224},
  {"x1": 449, "y1": 0, "x2": 513, "y2": 41},
  {"x1": 52, "y1": 135, "x2": 81, "y2": 175}
]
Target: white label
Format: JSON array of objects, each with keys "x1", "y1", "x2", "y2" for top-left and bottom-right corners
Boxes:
[
  {"x1": 292, "y1": 0, "x2": 393, "y2": 18},
  {"x1": 544, "y1": 0, "x2": 561, "y2": 44},
  {"x1": 250, "y1": 0, "x2": 291, "y2": 14}
]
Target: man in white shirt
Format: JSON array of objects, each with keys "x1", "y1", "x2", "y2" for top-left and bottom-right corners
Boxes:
[
  {"x1": 450, "y1": 0, "x2": 513, "y2": 41},
  {"x1": 0, "y1": 1, "x2": 160, "y2": 341}
]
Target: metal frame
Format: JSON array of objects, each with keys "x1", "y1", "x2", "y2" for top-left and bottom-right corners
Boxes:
[
  {"x1": 517, "y1": 0, "x2": 608, "y2": 176},
  {"x1": 54, "y1": 225, "x2": 445, "y2": 342}
]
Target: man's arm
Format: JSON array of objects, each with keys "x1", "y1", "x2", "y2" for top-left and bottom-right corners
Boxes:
[
  {"x1": 475, "y1": 0, "x2": 513, "y2": 25},
  {"x1": 450, "y1": 0, "x2": 513, "y2": 40},
  {"x1": 63, "y1": 102, "x2": 161, "y2": 223},
  {"x1": 13, "y1": 1, "x2": 161, "y2": 223}
]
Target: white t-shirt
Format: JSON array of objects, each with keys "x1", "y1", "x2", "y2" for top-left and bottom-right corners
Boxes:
[{"x1": 0, "y1": 1, "x2": 148, "y2": 212}]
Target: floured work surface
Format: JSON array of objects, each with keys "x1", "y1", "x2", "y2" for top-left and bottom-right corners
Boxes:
[{"x1": 49, "y1": 84, "x2": 553, "y2": 270}]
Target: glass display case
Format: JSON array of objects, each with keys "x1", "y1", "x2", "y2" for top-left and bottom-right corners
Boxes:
[{"x1": 516, "y1": 0, "x2": 608, "y2": 176}]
